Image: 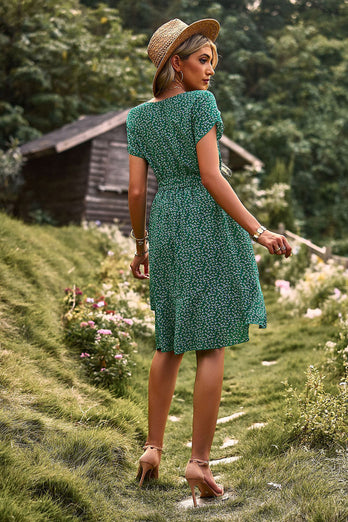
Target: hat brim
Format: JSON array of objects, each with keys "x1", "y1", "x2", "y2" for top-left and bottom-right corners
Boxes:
[{"x1": 152, "y1": 18, "x2": 220, "y2": 96}]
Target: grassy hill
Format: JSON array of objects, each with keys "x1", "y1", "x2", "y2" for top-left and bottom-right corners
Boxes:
[
  {"x1": 0, "y1": 212, "x2": 346, "y2": 521},
  {"x1": 0, "y1": 213, "x2": 147, "y2": 521}
]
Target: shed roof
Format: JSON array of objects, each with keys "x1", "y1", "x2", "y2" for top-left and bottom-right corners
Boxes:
[
  {"x1": 20, "y1": 109, "x2": 130, "y2": 158},
  {"x1": 20, "y1": 108, "x2": 263, "y2": 169}
]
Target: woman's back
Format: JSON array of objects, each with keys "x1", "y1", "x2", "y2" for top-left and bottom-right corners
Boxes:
[
  {"x1": 128, "y1": 89, "x2": 267, "y2": 355},
  {"x1": 127, "y1": 90, "x2": 223, "y2": 187}
]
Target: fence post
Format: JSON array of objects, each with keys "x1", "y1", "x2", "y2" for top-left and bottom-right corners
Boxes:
[
  {"x1": 278, "y1": 222, "x2": 285, "y2": 234},
  {"x1": 324, "y1": 246, "x2": 332, "y2": 262}
]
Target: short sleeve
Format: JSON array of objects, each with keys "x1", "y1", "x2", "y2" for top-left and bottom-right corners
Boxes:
[
  {"x1": 192, "y1": 91, "x2": 224, "y2": 145},
  {"x1": 126, "y1": 109, "x2": 145, "y2": 158}
]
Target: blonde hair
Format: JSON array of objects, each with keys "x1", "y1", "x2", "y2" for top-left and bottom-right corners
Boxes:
[{"x1": 155, "y1": 34, "x2": 218, "y2": 97}]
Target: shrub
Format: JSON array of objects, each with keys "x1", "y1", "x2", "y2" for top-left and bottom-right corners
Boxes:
[
  {"x1": 323, "y1": 314, "x2": 348, "y2": 379},
  {"x1": 255, "y1": 241, "x2": 310, "y2": 287},
  {"x1": 63, "y1": 286, "x2": 137, "y2": 396},
  {"x1": 0, "y1": 141, "x2": 24, "y2": 214},
  {"x1": 231, "y1": 165, "x2": 292, "y2": 230},
  {"x1": 284, "y1": 365, "x2": 347, "y2": 449},
  {"x1": 275, "y1": 255, "x2": 348, "y2": 322}
]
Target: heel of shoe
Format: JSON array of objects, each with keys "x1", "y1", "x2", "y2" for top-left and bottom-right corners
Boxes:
[
  {"x1": 186, "y1": 478, "x2": 199, "y2": 508},
  {"x1": 185, "y1": 459, "x2": 206, "y2": 507},
  {"x1": 137, "y1": 444, "x2": 162, "y2": 487},
  {"x1": 185, "y1": 458, "x2": 223, "y2": 506},
  {"x1": 138, "y1": 461, "x2": 154, "y2": 487}
]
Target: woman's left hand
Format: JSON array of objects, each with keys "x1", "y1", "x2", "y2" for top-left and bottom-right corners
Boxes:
[
  {"x1": 256, "y1": 230, "x2": 292, "y2": 258},
  {"x1": 130, "y1": 252, "x2": 149, "y2": 279}
]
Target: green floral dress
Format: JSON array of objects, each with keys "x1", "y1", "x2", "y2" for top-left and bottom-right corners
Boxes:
[{"x1": 127, "y1": 90, "x2": 266, "y2": 354}]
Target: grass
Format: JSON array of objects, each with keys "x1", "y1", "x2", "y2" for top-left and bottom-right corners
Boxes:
[{"x1": 0, "y1": 212, "x2": 347, "y2": 521}]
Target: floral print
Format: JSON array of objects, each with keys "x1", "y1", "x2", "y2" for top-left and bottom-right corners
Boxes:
[{"x1": 127, "y1": 90, "x2": 266, "y2": 354}]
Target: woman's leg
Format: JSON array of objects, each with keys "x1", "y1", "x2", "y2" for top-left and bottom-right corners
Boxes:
[
  {"x1": 191, "y1": 347, "x2": 225, "y2": 461},
  {"x1": 147, "y1": 350, "x2": 183, "y2": 448}
]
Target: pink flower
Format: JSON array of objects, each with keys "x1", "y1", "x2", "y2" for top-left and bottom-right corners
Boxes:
[
  {"x1": 100, "y1": 368, "x2": 106, "y2": 372},
  {"x1": 255, "y1": 254, "x2": 261, "y2": 263},
  {"x1": 97, "y1": 301, "x2": 106, "y2": 308},
  {"x1": 123, "y1": 318, "x2": 133, "y2": 326},
  {"x1": 333, "y1": 288, "x2": 341, "y2": 300},
  {"x1": 275, "y1": 279, "x2": 290, "y2": 290},
  {"x1": 75, "y1": 288, "x2": 83, "y2": 295},
  {"x1": 80, "y1": 352, "x2": 90, "y2": 358},
  {"x1": 86, "y1": 297, "x2": 94, "y2": 303},
  {"x1": 88, "y1": 320, "x2": 95, "y2": 327},
  {"x1": 119, "y1": 270, "x2": 124, "y2": 275},
  {"x1": 115, "y1": 354, "x2": 123, "y2": 359},
  {"x1": 64, "y1": 287, "x2": 72, "y2": 294},
  {"x1": 275, "y1": 279, "x2": 291, "y2": 297},
  {"x1": 80, "y1": 321, "x2": 88, "y2": 327},
  {"x1": 97, "y1": 329, "x2": 113, "y2": 335}
]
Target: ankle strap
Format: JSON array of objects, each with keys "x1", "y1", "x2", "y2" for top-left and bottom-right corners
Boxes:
[
  {"x1": 143, "y1": 444, "x2": 163, "y2": 451},
  {"x1": 189, "y1": 458, "x2": 209, "y2": 465}
]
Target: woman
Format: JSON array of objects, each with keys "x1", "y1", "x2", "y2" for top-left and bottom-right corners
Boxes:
[{"x1": 127, "y1": 18, "x2": 291, "y2": 507}]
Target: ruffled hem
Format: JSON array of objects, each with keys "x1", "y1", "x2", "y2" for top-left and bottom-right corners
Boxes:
[
  {"x1": 151, "y1": 291, "x2": 266, "y2": 355},
  {"x1": 155, "y1": 330, "x2": 252, "y2": 355}
]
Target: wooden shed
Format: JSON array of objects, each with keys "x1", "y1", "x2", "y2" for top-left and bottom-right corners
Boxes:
[{"x1": 18, "y1": 109, "x2": 263, "y2": 233}]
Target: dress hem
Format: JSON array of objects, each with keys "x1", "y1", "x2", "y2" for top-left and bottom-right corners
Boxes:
[{"x1": 154, "y1": 320, "x2": 266, "y2": 355}]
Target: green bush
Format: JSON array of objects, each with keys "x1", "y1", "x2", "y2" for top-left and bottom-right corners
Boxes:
[
  {"x1": 285, "y1": 365, "x2": 347, "y2": 449},
  {"x1": 323, "y1": 314, "x2": 348, "y2": 379},
  {"x1": 276, "y1": 255, "x2": 348, "y2": 322},
  {"x1": 0, "y1": 141, "x2": 24, "y2": 214},
  {"x1": 63, "y1": 285, "x2": 137, "y2": 396},
  {"x1": 255, "y1": 241, "x2": 310, "y2": 287}
]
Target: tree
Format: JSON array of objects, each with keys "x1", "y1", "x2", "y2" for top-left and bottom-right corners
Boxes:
[
  {"x1": 0, "y1": 0, "x2": 153, "y2": 147},
  {"x1": 237, "y1": 23, "x2": 348, "y2": 238}
]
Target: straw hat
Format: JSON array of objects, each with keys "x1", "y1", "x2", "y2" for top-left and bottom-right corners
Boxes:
[{"x1": 147, "y1": 18, "x2": 220, "y2": 95}]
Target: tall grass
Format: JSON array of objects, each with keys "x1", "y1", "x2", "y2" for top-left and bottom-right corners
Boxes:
[
  {"x1": 0, "y1": 212, "x2": 347, "y2": 521},
  {"x1": 0, "y1": 213, "x2": 145, "y2": 521}
]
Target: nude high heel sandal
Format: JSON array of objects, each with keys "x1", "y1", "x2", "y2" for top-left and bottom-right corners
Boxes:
[
  {"x1": 185, "y1": 458, "x2": 224, "y2": 507},
  {"x1": 137, "y1": 444, "x2": 163, "y2": 487}
]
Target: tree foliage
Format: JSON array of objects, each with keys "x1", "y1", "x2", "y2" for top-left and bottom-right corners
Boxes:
[
  {"x1": 1, "y1": 0, "x2": 347, "y2": 241},
  {"x1": 0, "y1": 0, "x2": 152, "y2": 147},
  {"x1": 0, "y1": 140, "x2": 24, "y2": 214},
  {"x1": 236, "y1": 23, "x2": 348, "y2": 238}
]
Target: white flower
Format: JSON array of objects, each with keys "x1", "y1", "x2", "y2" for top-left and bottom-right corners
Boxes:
[
  {"x1": 325, "y1": 341, "x2": 337, "y2": 349},
  {"x1": 304, "y1": 308, "x2": 322, "y2": 318}
]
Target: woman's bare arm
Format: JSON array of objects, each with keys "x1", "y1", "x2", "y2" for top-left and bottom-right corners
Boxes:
[
  {"x1": 196, "y1": 126, "x2": 291, "y2": 257},
  {"x1": 128, "y1": 154, "x2": 149, "y2": 278}
]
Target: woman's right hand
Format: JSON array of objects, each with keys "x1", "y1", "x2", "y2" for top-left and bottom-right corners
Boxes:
[
  {"x1": 256, "y1": 230, "x2": 292, "y2": 258},
  {"x1": 130, "y1": 252, "x2": 149, "y2": 279}
]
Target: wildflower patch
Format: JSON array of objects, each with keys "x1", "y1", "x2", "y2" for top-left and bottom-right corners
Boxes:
[{"x1": 63, "y1": 286, "x2": 137, "y2": 395}]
